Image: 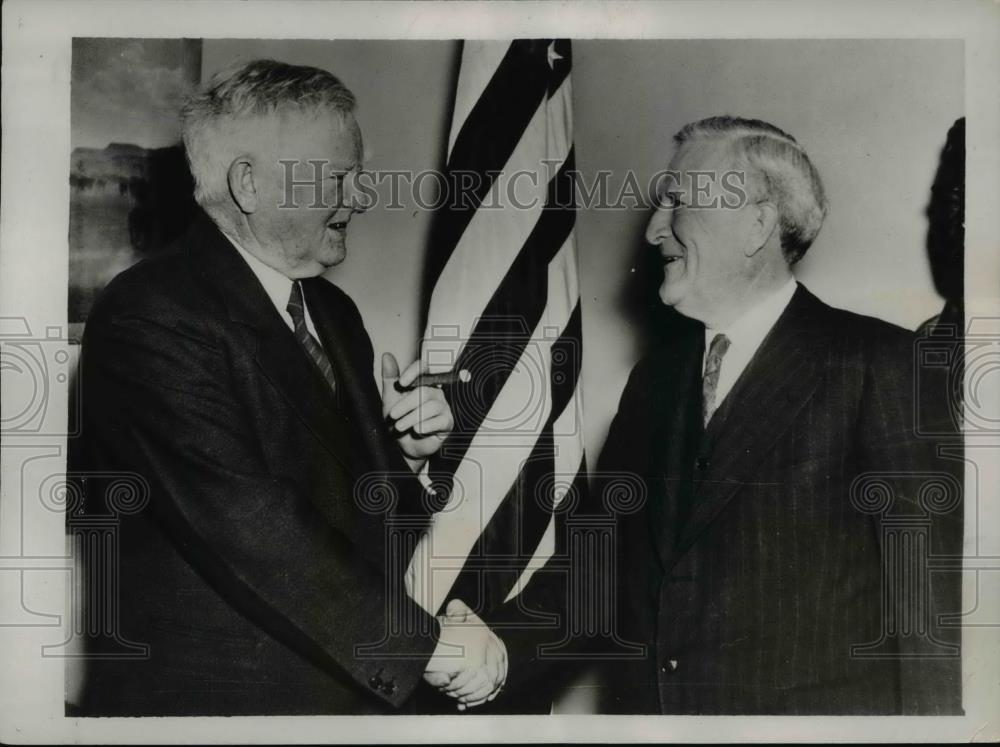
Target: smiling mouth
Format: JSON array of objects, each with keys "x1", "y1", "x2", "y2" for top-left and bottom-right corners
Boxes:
[{"x1": 663, "y1": 255, "x2": 683, "y2": 265}]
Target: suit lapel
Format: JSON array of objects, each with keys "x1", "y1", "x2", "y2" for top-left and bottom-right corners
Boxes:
[
  {"x1": 301, "y1": 277, "x2": 403, "y2": 477},
  {"x1": 648, "y1": 320, "x2": 705, "y2": 568},
  {"x1": 302, "y1": 277, "x2": 430, "y2": 536},
  {"x1": 669, "y1": 285, "x2": 829, "y2": 567},
  {"x1": 191, "y1": 214, "x2": 361, "y2": 477}
]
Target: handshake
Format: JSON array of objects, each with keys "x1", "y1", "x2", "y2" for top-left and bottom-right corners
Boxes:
[{"x1": 423, "y1": 599, "x2": 508, "y2": 711}]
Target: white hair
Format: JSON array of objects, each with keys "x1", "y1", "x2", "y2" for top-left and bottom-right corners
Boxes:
[
  {"x1": 180, "y1": 59, "x2": 356, "y2": 208},
  {"x1": 675, "y1": 116, "x2": 828, "y2": 264}
]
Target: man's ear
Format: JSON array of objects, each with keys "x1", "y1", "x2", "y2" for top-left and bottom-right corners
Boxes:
[
  {"x1": 227, "y1": 157, "x2": 258, "y2": 214},
  {"x1": 745, "y1": 200, "x2": 779, "y2": 257}
]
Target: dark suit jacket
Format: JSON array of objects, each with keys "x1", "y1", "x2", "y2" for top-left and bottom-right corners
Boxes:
[
  {"x1": 71, "y1": 212, "x2": 440, "y2": 716},
  {"x1": 596, "y1": 284, "x2": 962, "y2": 715}
]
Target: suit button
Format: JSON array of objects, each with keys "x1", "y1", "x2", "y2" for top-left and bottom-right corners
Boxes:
[
  {"x1": 368, "y1": 675, "x2": 383, "y2": 689},
  {"x1": 660, "y1": 658, "x2": 679, "y2": 673},
  {"x1": 695, "y1": 457, "x2": 709, "y2": 471}
]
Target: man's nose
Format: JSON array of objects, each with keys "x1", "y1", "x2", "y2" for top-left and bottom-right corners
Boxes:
[
  {"x1": 645, "y1": 209, "x2": 670, "y2": 245},
  {"x1": 343, "y1": 171, "x2": 370, "y2": 213}
]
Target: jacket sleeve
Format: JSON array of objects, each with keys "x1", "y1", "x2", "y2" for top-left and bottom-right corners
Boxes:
[
  {"x1": 856, "y1": 327, "x2": 963, "y2": 715},
  {"x1": 79, "y1": 301, "x2": 439, "y2": 708}
]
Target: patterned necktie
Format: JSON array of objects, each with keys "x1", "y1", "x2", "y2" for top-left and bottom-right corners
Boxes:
[
  {"x1": 286, "y1": 281, "x2": 337, "y2": 396},
  {"x1": 702, "y1": 332, "x2": 731, "y2": 426}
]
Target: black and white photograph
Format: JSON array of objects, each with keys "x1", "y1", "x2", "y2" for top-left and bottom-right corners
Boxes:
[{"x1": 1, "y1": 0, "x2": 997, "y2": 742}]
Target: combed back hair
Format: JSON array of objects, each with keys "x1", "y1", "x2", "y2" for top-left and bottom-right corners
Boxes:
[
  {"x1": 674, "y1": 115, "x2": 828, "y2": 264},
  {"x1": 181, "y1": 59, "x2": 356, "y2": 207}
]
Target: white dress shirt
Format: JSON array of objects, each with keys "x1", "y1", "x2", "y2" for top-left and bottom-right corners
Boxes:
[
  {"x1": 224, "y1": 234, "x2": 322, "y2": 341},
  {"x1": 703, "y1": 278, "x2": 797, "y2": 412},
  {"x1": 224, "y1": 232, "x2": 440, "y2": 492}
]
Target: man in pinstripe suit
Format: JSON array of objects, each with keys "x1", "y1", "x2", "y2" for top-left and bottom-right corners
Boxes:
[{"x1": 597, "y1": 116, "x2": 962, "y2": 714}]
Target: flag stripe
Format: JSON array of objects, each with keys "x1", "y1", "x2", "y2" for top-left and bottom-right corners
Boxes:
[
  {"x1": 425, "y1": 74, "x2": 573, "y2": 352},
  {"x1": 425, "y1": 40, "x2": 554, "y2": 290},
  {"x1": 447, "y1": 303, "x2": 583, "y2": 610},
  {"x1": 426, "y1": 98, "x2": 551, "y2": 342},
  {"x1": 440, "y1": 149, "x2": 576, "y2": 459},
  {"x1": 407, "y1": 39, "x2": 586, "y2": 617},
  {"x1": 410, "y1": 229, "x2": 579, "y2": 613},
  {"x1": 407, "y1": 271, "x2": 572, "y2": 613},
  {"x1": 505, "y1": 456, "x2": 587, "y2": 602},
  {"x1": 448, "y1": 432, "x2": 555, "y2": 611},
  {"x1": 447, "y1": 41, "x2": 511, "y2": 158}
]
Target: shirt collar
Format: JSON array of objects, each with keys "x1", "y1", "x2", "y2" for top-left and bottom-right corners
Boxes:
[
  {"x1": 223, "y1": 232, "x2": 296, "y2": 314},
  {"x1": 706, "y1": 278, "x2": 797, "y2": 352}
]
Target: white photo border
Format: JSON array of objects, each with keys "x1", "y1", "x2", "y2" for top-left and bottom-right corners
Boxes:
[{"x1": 2, "y1": 0, "x2": 997, "y2": 743}]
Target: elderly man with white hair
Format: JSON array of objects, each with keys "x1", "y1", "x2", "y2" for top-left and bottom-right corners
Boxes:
[
  {"x1": 73, "y1": 59, "x2": 506, "y2": 715},
  {"x1": 596, "y1": 116, "x2": 961, "y2": 714}
]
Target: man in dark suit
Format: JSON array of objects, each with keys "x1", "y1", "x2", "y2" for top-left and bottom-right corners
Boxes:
[
  {"x1": 597, "y1": 116, "x2": 962, "y2": 714},
  {"x1": 71, "y1": 59, "x2": 507, "y2": 715}
]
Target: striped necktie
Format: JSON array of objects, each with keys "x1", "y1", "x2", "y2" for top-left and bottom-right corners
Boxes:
[
  {"x1": 702, "y1": 332, "x2": 731, "y2": 426},
  {"x1": 286, "y1": 281, "x2": 337, "y2": 396}
]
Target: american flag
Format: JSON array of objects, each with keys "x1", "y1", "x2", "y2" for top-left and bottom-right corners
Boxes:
[{"x1": 405, "y1": 39, "x2": 586, "y2": 618}]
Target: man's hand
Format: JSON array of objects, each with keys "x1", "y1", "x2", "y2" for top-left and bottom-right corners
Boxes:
[
  {"x1": 423, "y1": 599, "x2": 507, "y2": 710},
  {"x1": 381, "y1": 353, "x2": 454, "y2": 471}
]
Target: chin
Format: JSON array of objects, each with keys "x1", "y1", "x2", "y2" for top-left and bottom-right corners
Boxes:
[
  {"x1": 313, "y1": 246, "x2": 346, "y2": 271},
  {"x1": 322, "y1": 251, "x2": 347, "y2": 269},
  {"x1": 658, "y1": 282, "x2": 685, "y2": 308}
]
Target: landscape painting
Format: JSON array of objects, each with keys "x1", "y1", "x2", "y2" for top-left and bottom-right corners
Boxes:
[{"x1": 69, "y1": 38, "x2": 202, "y2": 334}]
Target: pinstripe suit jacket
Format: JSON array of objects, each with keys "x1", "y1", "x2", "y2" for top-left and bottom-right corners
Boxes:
[{"x1": 597, "y1": 284, "x2": 962, "y2": 714}]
